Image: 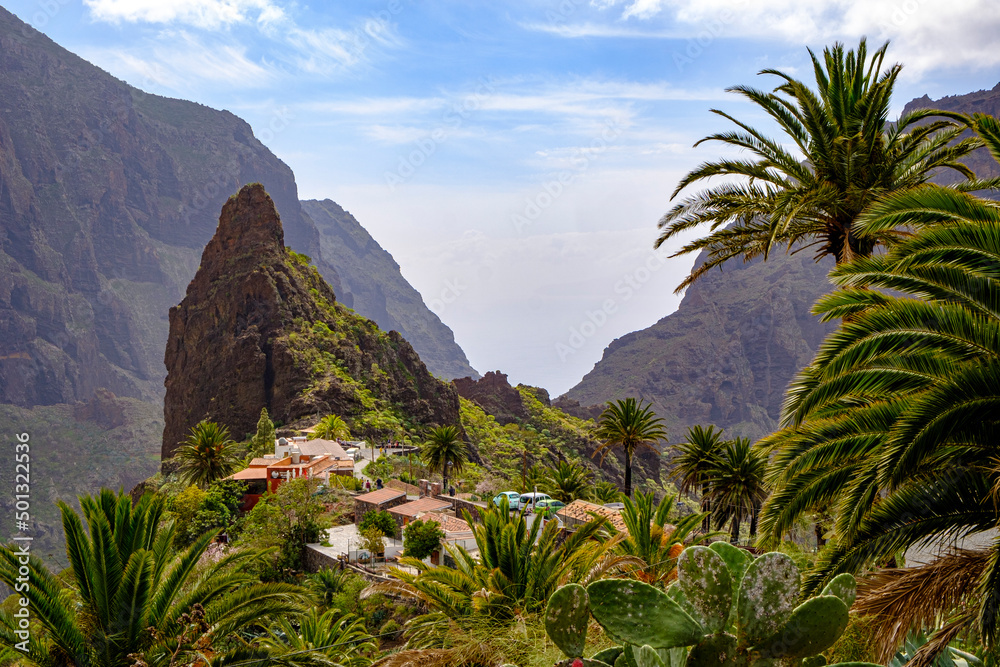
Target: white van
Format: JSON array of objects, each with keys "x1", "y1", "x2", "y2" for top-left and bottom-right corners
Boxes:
[{"x1": 517, "y1": 492, "x2": 551, "y2": 513}]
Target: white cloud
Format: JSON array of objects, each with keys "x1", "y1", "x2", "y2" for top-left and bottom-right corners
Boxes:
[
  {"x1": 83, "y1": 0, "x2": 283, "y2": 30},
  {"x1": 81, "y1": 31, "x2": 278, "y2": 89},
  {"x1": 563, "y1": 0, "x2": 1000, "y2": 78},
  {"x1": 519, "y1": 21, "x2": 677, "y2": 38},
  {"x1": 83, "y1": 1, "x2": 405, "y2": 86}
]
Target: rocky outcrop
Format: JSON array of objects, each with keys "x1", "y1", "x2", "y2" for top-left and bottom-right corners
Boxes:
[
  {"x1": 162, "y1": 184, "x2": 459, "y2": 459},
  {"x1": 302, "y1": 199, "x2": 478, "y2": 380},
  {"x1": 562, "y1": 250, "x2": 837, "y2": 441},
  {"x1": 552, "y1": 397, "x2": 603, "y2": 422},
  {"x1": 453, "y1": 371, "x2": 528, "y2": 425},
  {"x1": 0, "y1": 6, "x2": 344, "y2": 408}
]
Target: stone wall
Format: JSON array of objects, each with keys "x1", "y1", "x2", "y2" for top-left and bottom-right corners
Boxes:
[{"x1": 433, "y1": 495, "x2": 486, "y2": 523}]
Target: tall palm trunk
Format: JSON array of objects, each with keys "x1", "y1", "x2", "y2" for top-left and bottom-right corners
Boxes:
[
  {"x1": 730, "y1": 517, "x2": 740, "y2": 544},
  {"x1": 442, "y1": 458, "x2": 449, "y2": 493},
  {"x1": 624, "y1": 450, "x2": 632, "y2": 498},
  {"x1": 815, "y1": 523, "x2": 826, "y2": 549},
  {"x1": 701, "y1": 480, "x2": 711, "y2": 532},
  {"x1": 749, "y1": 501, "x2": 759, "y2": 539}
]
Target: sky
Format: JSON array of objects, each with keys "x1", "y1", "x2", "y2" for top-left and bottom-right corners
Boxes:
[{"x1": 7, "y1": 0, "x2": 1000, "y2": 395}]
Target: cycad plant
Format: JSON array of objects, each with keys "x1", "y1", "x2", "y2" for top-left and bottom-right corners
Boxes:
[
  {"x1": 592, "y1": 481, "x2": 621, "y2": 504},
  {"x1": 615, "y1": 492, "x2": 706, "y2": 584},
  {"x1": 260, "y1": 607, "x2": 375, "y2": 667},
  {"x1": 673, "y1": 424, "x2": 725, "y2": 531},
  {"x1": 758, "y1": 151, "x2": 1000, "y2": 662},
  {"x1": 656, "y1": 38, "x2": 983, "y2": 290},
  {"x1": 594, "y1": 398, "x2": 667, "y2": 497},
  {"x1": 172, "y1": 419, "x2": 242, "y2": 488},
  {"x1": 0, "y1": 489, "x2": 305, "y2": 667},
  {"x1": 546, "y1": 460, "x2": 592, "y2": 502}
]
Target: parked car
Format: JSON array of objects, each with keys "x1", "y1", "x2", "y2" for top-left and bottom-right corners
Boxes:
[
  {"x1": 493, "y1": 491, "x2": 521, "y2": 509},
  {"x1": 534, "y1": 498, "x2": 566, "y2": 518},
  {"x1": 517, "y1": 492, "x2": 551, "y2": 513}
]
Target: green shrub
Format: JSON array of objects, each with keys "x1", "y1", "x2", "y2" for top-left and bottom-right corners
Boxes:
[
  {"x1": 402, "y1": 519, "x2": 445, "y2": 560},
  {"x1": 359, "y1": 509, "x2": 396, "y2": 537}
]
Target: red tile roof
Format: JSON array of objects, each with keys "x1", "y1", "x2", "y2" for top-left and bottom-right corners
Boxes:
[
  {"x1": 230, "y1": 467, "x2": 269, "y2": 480},
  {"x1": 389, "y1": 497, "x2": 453, "y2": 517},
  {"x1": 355, "y1": 488, "x2": 406, "y2": 504},
  {"x1": 556, "y1": 500, "x2": 628, "y2": 533},
  {"x1": 420, "y1": 512, "x2": 473, "y2": 538}
]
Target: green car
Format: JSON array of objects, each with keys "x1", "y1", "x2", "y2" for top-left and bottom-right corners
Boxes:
[{"x1": 534, "y1": 498, "x2": 566, "y2": 518}]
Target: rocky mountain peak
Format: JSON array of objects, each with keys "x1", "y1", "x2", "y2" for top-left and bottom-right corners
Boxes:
[
  {"x1": 162, "y1": 184, "x2": 459, "y2": 460},
  {"x1": 199, "y1": 183, "x2": 285, "y2": 278}
]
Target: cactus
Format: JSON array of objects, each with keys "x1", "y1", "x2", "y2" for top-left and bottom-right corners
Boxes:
[
  {"x1": 546, "y1": 584, "x2": 590, "y2": 658},
  {"x1": 587, "y1": 580, "x2": 703, "y2": 648},
  {"x1": 542, "y1": 541, "x2": 882, "y2": 667}
]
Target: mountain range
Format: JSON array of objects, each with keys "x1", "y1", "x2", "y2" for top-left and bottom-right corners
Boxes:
[{"x1": 0, "y1": 6, "x2": 473, "y2": 560}]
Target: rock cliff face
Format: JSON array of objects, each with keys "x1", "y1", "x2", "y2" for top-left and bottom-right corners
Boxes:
[
  {"x1": 302, "y1": 199, "x2": 478, "y2": 380},
  {"x1": 903, "y1": 83, "x2": 1000, "y2": 182},
  {"x1": 0, "y1": 6, "x2": 344, "y2": 408},
  {"x1": 562, "y1": 251, "x2": 837, "y2": 441},
  {"x1": 454, "y1": 371, "x2": 529, "y2": 425},
  {"x1": 162, "y1": 184, "x2": 459, "y2": 459}
]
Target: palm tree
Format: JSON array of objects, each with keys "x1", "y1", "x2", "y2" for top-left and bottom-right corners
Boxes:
[
  {"x1": 592, "y1": 480, "x2": 621, "y2": 504},
  {"x1": 172, "y1": 419, "x2": 242, "y2": 489},
  {"x1": 315, "y1": 413, "x2": 350, "y2": 441},
  {"x1": 757, "y1": 170, "x2": 1000, "y2": 660},
  {"x1": 594, "y1": 398, "x2": 667, "y2": 497},
  {"x1": 422, "y1": 425, "x2": 467, "y2": 492},
  {"x1": 705, "y1": 437, "x2": 768, "y2": 544},
  {"x1": 546, "y1": 460, "x2": 592, "y2": 502},
  {"x1": 260, "y1": 607, "x2": 375, "y2": 667},
  {"x1": 673, "y1": 425, "x2": 725, "y2": 531},
  {"x1": 305, "y1": 568, "x2": 351, "y2": 608},
  {"x1": 0, "y1": 489, "x2": 306, "y2": 667},
  {"x1": 616, "y1": 492, "x2": 706, "y2": 584},
  {"x1": 656, "y1": 38, "x2": 982, "y2": 291}
]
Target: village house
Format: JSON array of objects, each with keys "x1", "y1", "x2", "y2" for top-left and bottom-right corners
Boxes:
[
  {"x1": 353, "y1": 487, "x2": 408, "y2": 529},
  {"x1": 227, "y1": 436, "x2": 356, "y2": 511},
  {"x1": 387, "y1": 496, "x2": 454, "y2": 535}
]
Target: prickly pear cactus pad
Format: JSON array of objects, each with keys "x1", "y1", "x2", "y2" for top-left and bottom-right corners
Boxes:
[
  {"x1": 737, "y1": 552, "x2": 801, "y2": 646},
  {"x1": 708, "y1": 542, "x2": 751, "y2": 598},
  {"x1": 754, "y1": 595, "x2": 849, "y2": 660},
  {"x1": 635, "y1": 644, "x2": 666, "y2": 667},
  {"x1": 677, "y1": 546, "x2": 733, "y2": 634},
  {"x1": 546, "y1": 584, "x2": 590, "y2": 658},
  {"x1": 820, "y1": 573, "x2": 857, "y2": 608},
  {"x1": 686, "y1": 633, "x2": 741, "y2": 667},
  {"x1": 587, "y1": 580, "x2": 704, "y2": 649},
  {"x1": 592, "y1": 648, "x2": 623, "y2": 665}
]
